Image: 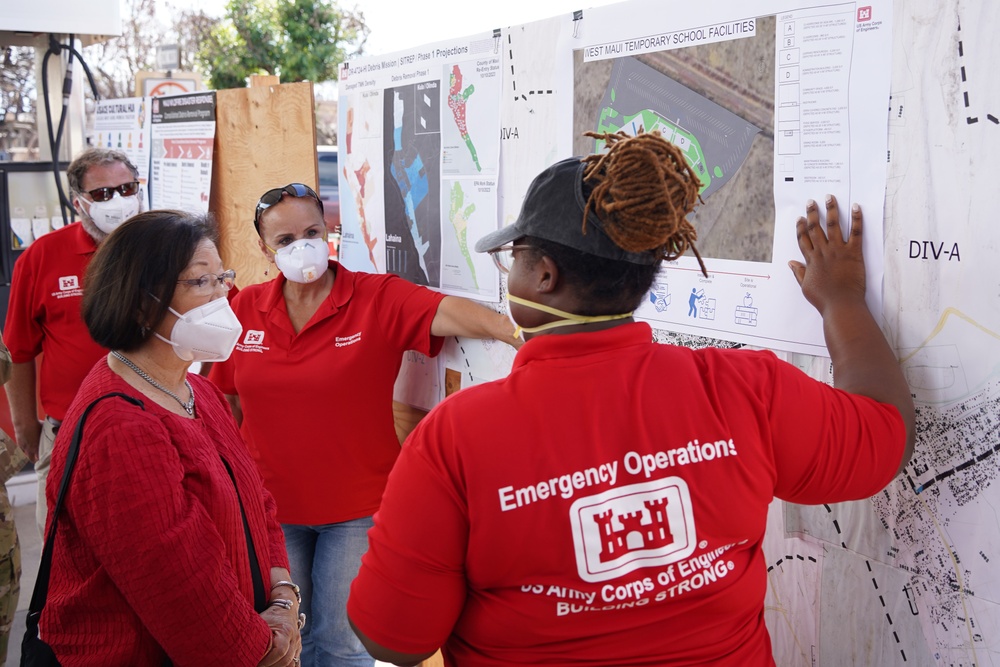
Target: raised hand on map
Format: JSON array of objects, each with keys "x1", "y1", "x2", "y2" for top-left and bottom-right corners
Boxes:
[
  {"x1": 787, "y1": 195, "x2": 865, "y2": 313},
  {"x1": 789, "y1": 194, "x2": 915, "y2": 475}
]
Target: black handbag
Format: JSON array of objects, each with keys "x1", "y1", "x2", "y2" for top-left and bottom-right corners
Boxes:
[{"x1": 20, "y1": 392, "x2": 268, "y2": 666}]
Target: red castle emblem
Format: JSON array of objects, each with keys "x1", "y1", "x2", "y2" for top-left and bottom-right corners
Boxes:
[{"x1": 593, "y1": 497, "x2": 674, "y2": 562}]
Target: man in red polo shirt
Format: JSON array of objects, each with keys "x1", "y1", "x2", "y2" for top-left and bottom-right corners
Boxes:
[{"x1": 3, "y1": 147, "x2": 142, "y2": 535}]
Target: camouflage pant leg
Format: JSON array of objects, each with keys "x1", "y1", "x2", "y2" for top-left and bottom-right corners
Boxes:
[
  {"x1": 0, "y1": 509, "x2": 21, "y2": 666},
  {"x1": 35, "y1": 420, "x2": 57, "y2": 539}
]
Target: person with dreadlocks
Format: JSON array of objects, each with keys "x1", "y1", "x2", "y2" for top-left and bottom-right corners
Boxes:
[{"x1": 346, "y1": 131, "x2": 915, "y2": 666}]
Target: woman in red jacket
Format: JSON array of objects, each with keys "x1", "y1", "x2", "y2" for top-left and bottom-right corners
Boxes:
[{"x1": 42, "y1": 210, "x2": 302, "y2": 666}]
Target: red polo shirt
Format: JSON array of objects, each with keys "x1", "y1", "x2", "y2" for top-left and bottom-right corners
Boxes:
[
  {"x1": 3, "y1": 222, "x2": 105, "y2": 421},
  {"x1": 209, "y1": 262, "x2": 445, "y2": 525},
  {"x1": 349, "y1": 323, "x2": 906, "y2": 665}
]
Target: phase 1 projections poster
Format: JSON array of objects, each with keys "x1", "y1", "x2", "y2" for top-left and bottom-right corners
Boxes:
[{"x1": 338, "y1": 33, "x2": 503, "y2": 302}]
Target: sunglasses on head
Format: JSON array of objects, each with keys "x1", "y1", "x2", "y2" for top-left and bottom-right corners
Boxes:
[
  {"x1": 254, "y1": 183, "x2": 323, "y2": 232},
  {"x1": 83, "y1": 181, "x2": 140, "y2": 203}
]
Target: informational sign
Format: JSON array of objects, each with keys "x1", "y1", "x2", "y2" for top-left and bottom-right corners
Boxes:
[
  {"x1": 149, "y1": 92, "x2": 216, "y2": 213},
  {"x1": 145, "y1": 78, "x2": 196, "y2": 97},
  {"x1": 135, "y1": 70, "x2": 202, "y2": 98},
  {"x1": 155, "y1": 44, "x2": 180, "y2": 71},
  {"x1": 359, "y1": 2, "x2": 1000, "y2": 665},
  {"x1": 93, "y1": 96, "x2": 152, "y2": 209},
  {"x1": 572, "y1": 0, "x2": 892, "y2": 357},
  {"x1": 767, "y1": 2, "x2": 1000, "y2": 666},
  {"x1": 338, "y1": 32, "x2": 503, "y2": 302}
]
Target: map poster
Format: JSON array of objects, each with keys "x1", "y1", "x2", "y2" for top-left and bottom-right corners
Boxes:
[
  {"x1": 338, "y1": 33, "x2": 503, "y2": 301},
  {"x1": 338, "y1": 90, "x2": 386, "y2": 274},
  {"x1": 149, "y1": 91, "x2": 216, "y2": 213},
  {"x1": 343, "y1": 1, "x2": 1000, "y2": 663},
  {"x1": 499, "y1": 14, "x2": 576, "y2": 234},
  {"x1": 503, "y1": 3, "x2": 1000, "y2": 664},
  {"x1": 575, "y1": 0, "x2": 893, "y2": 356},
  {"x1": 93, "y1": 97, "x2": 152, "y2": 210},
  {"x1": 765, "y1": 1, "x2": 1000, "y2": 665}
]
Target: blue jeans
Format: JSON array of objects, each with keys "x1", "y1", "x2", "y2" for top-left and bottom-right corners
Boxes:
[{"x1": 283, "y1": 518, "x2": 375, "y2": 667}]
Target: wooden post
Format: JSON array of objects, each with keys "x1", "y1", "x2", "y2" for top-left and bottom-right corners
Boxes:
[
  {"x1": 210, "y1": 80, "x2": 318, "y2": 289},
  {"x1": 420, "y1": 651, "x2": 445, "y2": 667},
  {"x1": 392, "y1": 402, "x2": 429, "y2": 444}
]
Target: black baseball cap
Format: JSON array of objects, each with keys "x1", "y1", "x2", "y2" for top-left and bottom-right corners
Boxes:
[{"x1": 474, "y1": 157, "x2": 658, "y2": 265}]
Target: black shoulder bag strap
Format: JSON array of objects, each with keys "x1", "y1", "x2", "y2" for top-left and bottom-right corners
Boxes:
[
  {"x1": 220, "y1": 455, "x2": 268, "y2": 612},
  {"x1": 22, "y1": 392, "x2": 145, "y2": 667}
]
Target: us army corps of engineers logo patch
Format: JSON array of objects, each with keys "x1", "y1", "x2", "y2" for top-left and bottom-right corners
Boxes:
[{"x1": 570, "y1": 478, "x2": 697, "y2": 583}]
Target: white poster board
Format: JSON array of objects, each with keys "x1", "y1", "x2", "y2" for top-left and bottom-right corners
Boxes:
[
  {"x1": 149, "y1": 92, "x2": 216, "y2": 213},
  {"x1": 93, "y1": 97, "x2": 152, "y2": 210},
  {"x1": 344, "y1": 1, "x2": 1000, "y2": 663},
  {"x1": 338, "y1": 32, "x2": 503, "y2": 303}
]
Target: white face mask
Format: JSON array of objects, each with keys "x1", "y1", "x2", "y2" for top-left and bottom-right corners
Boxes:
[
  {"x1": 273, "y1": 238, "x2": 329, "y2": 283},
  {"x1": 154, "y1": 297, "x2": 243, "y2": 363},
  {"x1": 82, "y1": 193, "x2": 142, "y2": 234}
]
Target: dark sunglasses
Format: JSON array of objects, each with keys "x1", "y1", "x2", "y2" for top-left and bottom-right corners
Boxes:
[
  {"x1": 254, "y1": 183, "x2": 324, "y2": 232},
  {"x1": 83, "y1": 181, "x2": 140, "y2": 203}
]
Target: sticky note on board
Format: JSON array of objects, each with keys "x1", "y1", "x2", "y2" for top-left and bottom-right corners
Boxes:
[
  {"x1": 10, "y1": 207, "x2": 33, "y2": 249},
  {"x1": 32, "y1": 207, "x2": 51, "y2": 240}
]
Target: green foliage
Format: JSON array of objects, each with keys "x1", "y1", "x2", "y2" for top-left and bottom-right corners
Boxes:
[
  {"x1": 199, "y1": 22, "x2": 258, "y2": 90},
  {"x1": 198, "y1": 0, "x2": 369, "y2": 89}
]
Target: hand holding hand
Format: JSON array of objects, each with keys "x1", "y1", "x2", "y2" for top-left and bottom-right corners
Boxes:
[
  {"x1": 787, "y1": 195, "x2": 867, "y2": 316},
  {"x1": 258, "y1": 604, "x2": 302, "y2": 667}
]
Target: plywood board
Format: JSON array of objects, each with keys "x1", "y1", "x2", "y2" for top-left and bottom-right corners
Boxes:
[
  {"x1": 393, "y1": 401, "x2": 429, "y2": 444},
  {"x1": 210, "y1": 80, "x2": 318, "y2": 289}
]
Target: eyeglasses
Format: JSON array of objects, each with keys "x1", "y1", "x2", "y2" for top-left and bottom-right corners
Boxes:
[
  {"x1": 489, "y1": 244, "x2": 532, "y2": 274},
  {"x1": 177, "y1": 269, "x2": 236, "y2": 293},
  {"x1": 254, "y1": 183, "x2": 323, "y2": 231},
  {"x1": 82, "y1": 181, "x2": 140, "y2": 203}
]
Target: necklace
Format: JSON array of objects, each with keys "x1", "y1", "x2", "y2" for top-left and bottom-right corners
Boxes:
[{"x1": 111, "y1": 351, "x2": 195, "y2": 416}]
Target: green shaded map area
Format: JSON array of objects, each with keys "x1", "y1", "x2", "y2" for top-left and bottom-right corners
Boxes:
[
  {"x1": 597, "y1": 104, "x2": 715, "y2": 194},
  {"x1": 448, "y1": 65, "x2": 482, "y2": 171},
  {"x1": 448, "y1": 181, "x2": 478, "y2": 289}
]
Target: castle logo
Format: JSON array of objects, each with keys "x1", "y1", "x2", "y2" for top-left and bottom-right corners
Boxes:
[
  {"x1": 570, "y1": 477, "x2": 696, "y2": 583},
  {"x1": 243, "y1": 330, "x2": 265, "y2": 345}
]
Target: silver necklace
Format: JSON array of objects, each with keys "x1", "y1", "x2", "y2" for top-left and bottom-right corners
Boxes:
[{"x1": 111, "y1": 351, "x2": 195, "y2": 416}]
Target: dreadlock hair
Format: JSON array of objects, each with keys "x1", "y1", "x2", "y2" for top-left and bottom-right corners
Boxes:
[
  {"x1": 520, "y1": 131, "x2": 707, "y2": 315},
  {"x1": 582, "y1": 130, "x2": 707, "y2": 276}
]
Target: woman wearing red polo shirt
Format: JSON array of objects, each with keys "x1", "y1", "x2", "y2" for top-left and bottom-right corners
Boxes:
[
  {"x1": 346, "y1": 132, "x2": 916, "y2": 666},
  {"x1": 209, "y1": 184, "x2": 516, "y2": 667}
]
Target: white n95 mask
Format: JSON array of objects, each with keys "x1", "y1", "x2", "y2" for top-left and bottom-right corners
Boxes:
[
  {"x1": 155, "y1": 297, "x2": 243, "y2": 363},
  {"x1": 273, "y1": 238, "x2": 329, "y2": 284},
  {"x1": 85, "y1": 193, "x2": 142, "y2": 234}
]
